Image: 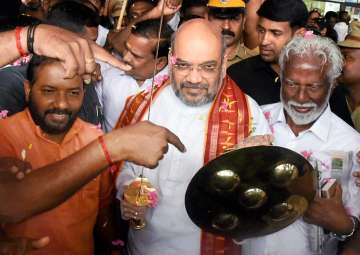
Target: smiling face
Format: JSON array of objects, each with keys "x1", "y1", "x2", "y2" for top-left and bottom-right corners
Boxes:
[
  {"x1": 257, "y1": 17, "x2": 295, "y2": 63},
  {"x1": 26, "y1": 61, "x2": 84, "y2": 141},
  {"x1": 170, "y1": 20, "x2": 224, "y2": 106},
  {"x1": 280, "y1": 55, "x2": 331, "y2": 130}
]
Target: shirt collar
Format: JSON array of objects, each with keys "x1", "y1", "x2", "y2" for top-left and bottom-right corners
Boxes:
[
  {"x1": 25, "y1": 108, "x2": 84, "y2": 145},
  {"x1": 270, "y1": 103, "x2": 332, "y2": 142},
  {"x1": 307, "y1": 105, "x2": 332, "y2": 142}
]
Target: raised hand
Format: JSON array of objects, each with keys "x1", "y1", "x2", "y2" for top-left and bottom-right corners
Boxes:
[
  {"x1": 152, "y1": 0, "x2": 182, "y2": 18},
  {"x1": 33, "y1": 25, "x2": 131, "y2": 79},
  {"x1": 303, "y1": 184, "x2": 353, "y2": 235}
]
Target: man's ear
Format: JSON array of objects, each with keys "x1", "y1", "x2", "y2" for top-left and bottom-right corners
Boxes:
[
  {"x1": 330, "y1": 81, "x2": 338, "y2": 95},
  {"x1": 204, "y1": 12, "x2": 209, "y2": 20},
  {"x1": 24, "y1": 80, "x2": 31, "y2": 103},
  {"x1": 221, "y1": 53, "x2": 228, "y2": 79},
  {"x1": 294, "y1": 27, "x2": 307, "y2": 36},
  {"x1": 156, "y1": 56, "x2": 168, "y2": 72}
]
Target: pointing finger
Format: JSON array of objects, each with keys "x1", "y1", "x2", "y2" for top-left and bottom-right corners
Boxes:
[{"x1": 164, "y1": 128, "x2": 186, "y2": 153}]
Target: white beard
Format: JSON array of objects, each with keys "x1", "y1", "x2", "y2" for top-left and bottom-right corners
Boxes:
[{"x1": 280, "y1": 88, "x2": 331, "y2": 125}]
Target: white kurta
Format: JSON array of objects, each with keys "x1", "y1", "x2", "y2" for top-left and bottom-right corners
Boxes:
[
  {"x1": 96, "y1": 63, "x2": 169, "y2": 132},
  {"x1": 334, "y1": 22, "x2": 349, "y2": 42},
  {"x1": 96, "y1": 25, "x2": 109, "y2": 47},
  {"x1": 116, "y1": 85, "x2": 271, "y2": 255},
  {"x1": 241, "y1": 103, "x2": 360, "y2": 255}
]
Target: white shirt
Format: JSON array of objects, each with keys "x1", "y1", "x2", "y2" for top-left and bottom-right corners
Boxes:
[
  {"x1": 116, "y1": 85, "x2": 271, "y2": 255},
  {"x1": 241, "y1": 103, "x2": 360, "y2": 255},
  {"x1": 168, "y1": 11, "x2": 181, "y2": 31},
  {"x1": 96, "y1": 25, "x2": 109, "y2": 47},
  {"x1": 96, "y1": 63, "x2": 169, "y2": 132},
  {"x1": 334, "y1": 22, "x2": 349, "y2": 42}
]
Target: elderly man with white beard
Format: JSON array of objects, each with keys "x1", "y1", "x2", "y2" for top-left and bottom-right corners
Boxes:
[{"x1": 241, "y1": 35, "x2": 360, "y2": 255}]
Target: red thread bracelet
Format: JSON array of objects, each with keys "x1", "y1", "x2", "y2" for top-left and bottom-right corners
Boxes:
[
  {"x1": 15, "y1": 27, "x2": 26, "y2": 57},
  {"x1": 98, "y1": 135, "x2": 114, "y2": 166}
]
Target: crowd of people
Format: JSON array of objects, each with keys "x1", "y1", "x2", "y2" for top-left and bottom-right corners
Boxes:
[{"x1": 1, "y1": 0, "x2": 360, "y2": 254}]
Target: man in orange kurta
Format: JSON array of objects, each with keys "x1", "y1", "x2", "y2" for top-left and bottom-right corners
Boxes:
[{"x1": 0, "y1": 56, "x2": 114, "y2": 255}]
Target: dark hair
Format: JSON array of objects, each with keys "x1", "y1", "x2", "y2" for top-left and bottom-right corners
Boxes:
[
  {"x1": 27, "y1": 55, "x2": 59, "y2": 85},
  {"x1": 305, "y1": 18, "x2": 338, "y2": 42},
  {"x1": 182, "y1": 0, "x2": 208, "y2": 9},
  {"x1": 309, "y1": 9, "x2": 321, "y2": 17},
  {"x1": 0, "y1": 0, "x2": 41, "y2": 31},
  {"x1": 180, "y1": 0, "x2": 208, "y2": 22},
  {"x1": 314, "y1": 17, "x2": 327, "y2": 30},
  {"x1": 46, "y1": 0, "x2": 100, "y2": 34},
  {"x1": 257, "y1": 0, "x2": 308, "y2": 29},
  {"x1": 338, "y1": 11, "x2": 349, "y2": 23},
  {"x1": 131, "y1": 19, "x2": 174, "y2": 58},
  {"x1": 0, "y1": 0, "x2": 21, "y2": 18},
  {"x1": 325, "y1": 11, "x2": 337, "y2": 21}
]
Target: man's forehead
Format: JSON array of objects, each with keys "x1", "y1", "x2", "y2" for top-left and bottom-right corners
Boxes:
[
  {"x1": 258, "y1": 17, "x2": 291, "y2": 31},
  {"x1": 285, "y1": 55, "x2": 328, "y2": 75},
  {"x1": 35, "y1": 62, "x2": 82, "y2": 86},
  {"x1": 126, "y1": 34, "x2": 157, "y2": 56},
  {"x1": 341, "y1": 47, "x2": 360, "y2": 55}
]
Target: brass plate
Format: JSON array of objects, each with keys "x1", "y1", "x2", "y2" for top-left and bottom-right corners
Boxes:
[{"x1": 185, "y1": 146, "x2": 315, "y2": 239}]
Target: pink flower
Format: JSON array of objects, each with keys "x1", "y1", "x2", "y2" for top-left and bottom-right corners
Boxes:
[
  {"x1": 109, "y1": 165, "x2": 118, "y2": 175},
  {"x1": 300, "y1": 150, "x2": 313, "y2": 160},
  {"x1": 263, "y1": 111, "x2": 275, "y2": 133},
  {"x1": 147, "y1": 190, "x2": 159, "y2": 208},
  {"x1": 144, "y1": 74, "x2": 169, "y2": 93},
  {"x1": 112, "y1": 239, "x2": 125, "y2": 247},
  {"x1": 0, "y1": 110, "x2": 9, "y2": 119},
  {"x1": 154, "y1": 74, "x2": 169, "y2": 87},
  {"x1": 304, "y1": 30, "x2": 315, "y2": 39},
  {"x1": 169, "y1": 55, "x2": 177, "y2": 66},
  {"x1": 264, "y1": 111, "x2": 271, "y2": 122}
]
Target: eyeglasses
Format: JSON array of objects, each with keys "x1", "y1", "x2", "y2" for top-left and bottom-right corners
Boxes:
[{"x1": 173, "y1": 60, "x2": 220, "y2": 78}]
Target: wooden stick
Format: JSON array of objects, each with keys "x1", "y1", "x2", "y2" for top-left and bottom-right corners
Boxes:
[{"x1": 116, "y1": 0, "x2": 129, "y2": 31}]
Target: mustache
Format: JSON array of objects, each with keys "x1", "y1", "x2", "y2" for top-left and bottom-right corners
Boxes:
[
  {"x1": 221, "y1": 29, "x2": 235, "y2": 37},
  {"x1": 287, "y1": 100, "x2": 317, "y2": 108},
  {"x1": 45, "y1": 108, "x2": 72, "y2": 116},
  {"x1": 180, "y1": 82, "x2": 208, "y2": 89},
  {"x1": 287, "y1": 100, "x2": 318, "y2": 109}
]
